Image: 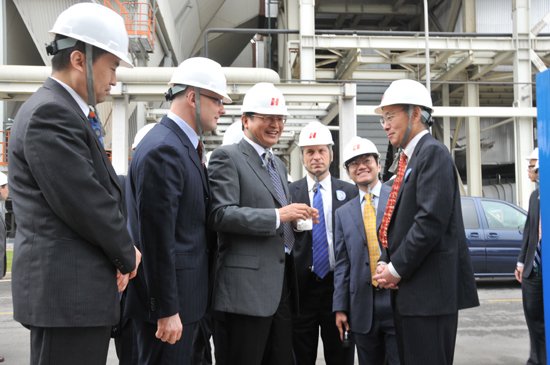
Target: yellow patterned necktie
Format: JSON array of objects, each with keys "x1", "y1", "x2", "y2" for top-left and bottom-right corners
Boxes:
[{"x1": 363, "y1": 193, "x2": 380, "y2": 287}]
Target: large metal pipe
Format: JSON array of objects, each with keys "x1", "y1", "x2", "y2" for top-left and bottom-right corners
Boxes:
[{"x1": 0, "y1": 65, "x2": 281, "y2": 84}]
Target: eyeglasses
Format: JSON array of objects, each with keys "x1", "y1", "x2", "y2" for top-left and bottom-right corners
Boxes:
[
  {"x1": 200, "y1": 93, "x2": 223, "y2": 106},
  {"x1": 253, "y1": 115, "x2": 287, "y2": 124},
  {"x1": 528, "y1": 164, "x2": 536, "y2": 169},
  {"x1": 348, "y1": 157, "x2": 376, "y2": 169},
  {"x1": 379, "y1": 109, "x2": 406, "y2": 127}
]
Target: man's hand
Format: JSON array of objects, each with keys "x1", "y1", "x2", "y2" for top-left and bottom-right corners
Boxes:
[
  {"x1": 515, "y1": 266, "x2": 523, "y2": 283},
  {"x1": 335, "y1": 311, "x2": 349, "y2": 341},
  {"x1": 279, "y1": 203, "x2": 319, "y2": 226},
  {"x1": 117, "y1": 270, "x2": 129, "y2": 292},
  {"x1": 373, "y1": 264, "x2": 400, "y2": 290},
  {"x1": 156, "y1": 313, "x2": 182, "y2": 345},
  {"x1": 130, "y1": 246, "x2": 142, "y2": 280}
]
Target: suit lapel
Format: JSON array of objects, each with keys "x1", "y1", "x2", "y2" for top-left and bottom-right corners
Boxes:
[
  {"x1": 349, "y1": 196, "x2": 367, "y2": 245},
  {"x1": 377, "y1": 184, "x2": 391, "y2": 230},
  {"x1": 294, "y1": 177, "x2": 310, "y2": 206},
  {"x1": 394, "y1": 133, "x2": 430, "y2": 208},
  {"x1": 240, "y1": 140, "x2": 281, "y2": 205},
  {"x1": 161, "y1": 117, "x2": 210, "y2": 195}
]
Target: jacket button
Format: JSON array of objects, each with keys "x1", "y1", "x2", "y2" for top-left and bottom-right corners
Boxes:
[
  {"x1": 365, "y1": 262, "x2": 370, "y2": 266},
  {"x1": 280, "y1": 232, "x2": 284, "y2": 237},
  {"x1": 280, "y1": 259, "x2": 284, "y2": 264},
  {"x1": 308, "y1": 266, "x2": 312, "y2": 271}
]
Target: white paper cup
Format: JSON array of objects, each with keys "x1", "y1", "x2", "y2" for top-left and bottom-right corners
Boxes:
[{"x1": 297, "y1": 217, "x2": 313, "y2": 231}]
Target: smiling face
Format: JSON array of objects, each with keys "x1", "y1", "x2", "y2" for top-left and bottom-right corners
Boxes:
[
  {"x1": 243, "y1": 113, "x2": 284, "y2": 148},
  {"x1": 381, "y1": 104, "x2": 410, "y2": 147},
  {"x1": 347, "y1": 154, "x2": 380, "y2": 189}
]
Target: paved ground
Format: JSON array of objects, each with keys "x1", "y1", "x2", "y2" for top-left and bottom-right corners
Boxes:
[{"x1": 0, "y1": 277, "x2": 530, "y2": 364}]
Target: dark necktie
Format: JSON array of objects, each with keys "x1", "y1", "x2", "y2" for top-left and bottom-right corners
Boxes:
[
  {"x1": 312, "y1": 184, "x2": 329, "y2": 279},
  {"x1": 197, "y1": 140, "x2": 205, "y2": 168},
  {"x1": 88, "y1": 109, "x2": 104, "y2": 147},
  {"x1": 379, "y1": 153, "x2": 408, "y2": 248},
  {"x1": 265, "y1": 151, "x2": 294, "y2": 251},
  {"x1": 535, "y1": 211, "x2": 542, "y2": 273}
]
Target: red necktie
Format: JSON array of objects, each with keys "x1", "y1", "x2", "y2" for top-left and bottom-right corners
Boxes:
[
  {"x1": 197, "y1": 140, "x2": 205, "y2": 168},
  {"x1": 379, "y1": 153, "x2": 408, "y2": 248}
]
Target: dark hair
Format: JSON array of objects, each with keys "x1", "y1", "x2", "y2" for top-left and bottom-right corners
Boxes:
[{"x1": 51, "y1": 35, "x2": 110, "y2": 72}]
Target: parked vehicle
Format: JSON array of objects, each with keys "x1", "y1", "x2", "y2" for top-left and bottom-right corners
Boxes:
[{"x1": 460, "y1": 197, "x2": 527, "y2": 276}]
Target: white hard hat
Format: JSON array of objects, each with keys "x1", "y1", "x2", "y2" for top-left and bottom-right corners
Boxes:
[
  {"x1": 526, "y1": 147, "x2": 539, "y2": 160},
  {"x1": 222, "y1": 122, "x2": 245, "y2": 145},
  {"x1": 298, "y1": 121, "x2": 334, "y2": 147},
  {"x1": 132, "y1": 123, "x2": 157, "y2": 149},
  {"x1": 0, "y1": 172, "x2": 7, "y2": 186},
  {"x1": 343, "y1": 136, "x2": 380, "y2": 166},
  {"x1": 241, "y1": 82, "x2": 289, "y2": 116},
  {"x1": 168, "y1": 57, "x2": 231, "y2": 103},
  {"x1": 49, "y1": 3, "x2": 133, "y2": 68},
  {"x1": 375, "y1": 79, "x2": 433, "y2": 114}
]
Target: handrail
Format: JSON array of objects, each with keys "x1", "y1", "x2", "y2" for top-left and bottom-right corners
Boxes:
[{"x1": 104, "y1": 1, "x2": 156, "y2": 50}]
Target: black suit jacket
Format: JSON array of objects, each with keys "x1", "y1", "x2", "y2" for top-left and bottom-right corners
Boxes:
[
  {"x1": 380, "y1": 133, "x2": 479, "y2": 316},
  {"x1": 9, "y1": 77, "x2": 136, "y2": 327},
  {"x1": 518, "y1": 189, "x2": 540, "y2": 277},
  {"x1": 289, "y1": 176, "x2": 358, "y2": 298},
  {"x1": 124, "y1": 116, "x2": 209, "y2": 324}
]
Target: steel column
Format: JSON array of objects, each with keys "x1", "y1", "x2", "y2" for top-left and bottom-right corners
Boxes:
[
  {"x1": 112, "y1": 94, "x2": 129, "y2": 175},
  {"x1": 465, "y1": 83, "x2": 482, "y2": 197},
  {"x1": 299, "y1": 0, "x2": 315, "y2": 81},
  {"x1": 338, "y1": 83, "x2": 356, "y2": 181}
]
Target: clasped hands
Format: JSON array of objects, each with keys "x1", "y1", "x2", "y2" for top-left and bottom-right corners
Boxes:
[{"x1": 373, "y1": 264, "x2": 401, "y2": 289}]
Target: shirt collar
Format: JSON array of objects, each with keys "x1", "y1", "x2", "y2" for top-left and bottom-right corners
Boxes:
[
  {"x1": 306, "y1": 173, "x2": 331, "y2": 193},
  {"x1": 167, "y1": 111, "x2": 199, "y2": 149},
  {"x1": 243, "y1": 135, "x2": 273, "y2": 158},
  {"x1": 50, "y1": 77, "x2": 89, "y2": 118},
  {"x1": 359, "y1": 180, "x2": 381, "y2": 203},
  {"x1": 403, "y1": 129, "x2": 429, "y2": 160}
]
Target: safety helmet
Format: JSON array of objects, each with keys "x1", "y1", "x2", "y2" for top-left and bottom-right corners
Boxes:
[
  {"x1": 0, "y1": 172, "x2": 7, "y2": 186},
  {"x1": 526, "y1": 147, "x2": 539, "y2": 160},
  {"x1": 168, "y1": 57, "x2": 231, "y2": 103},
  {"x1": 375, "y1": 79, "x2": 433, "y2": 114},
  {"x1": 222, "y1": 121, "x2": 245, "y2": 145},
  {"x1": 132, "y1": 123, "x2": 157, "y2": 149},
  {"x1": 241, "y1": 82, "x2": 289, "y2": 116},
  {"x1": 298, "y1": 121, "x2": 334, "y2": 147},
  {"x1": 343, "y1": 136, "x2": 380, "y2": 167},
  {"x1": 48, "y1": 3, "x2": 133, "y2": 68}
]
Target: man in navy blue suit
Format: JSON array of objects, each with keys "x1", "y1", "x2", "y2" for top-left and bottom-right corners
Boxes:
[
  {"x1": 125, "y1": 57, "x2": 231, "y2": 365},
  {"x1": 333, "y1": 137, "x2": 398, "y2": 365}
]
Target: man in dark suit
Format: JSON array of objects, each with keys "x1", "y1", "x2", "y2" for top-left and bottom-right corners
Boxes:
[
  {"x1": 8, "y1": 4, "x2": 140, "y2": 364},
  {"x1": 208, "y1": 82, "x2": 318, "y2": 365},
  {"x1": 333, "y1": 137, "x2": 398, "y2": 365},
  {"x1": 124, "y1": 57, "x2": 230, "y2": 365},
  {"x1": 516, "y1": 160, "x2": 545, "y2": 364},
  {"x1": 289, "y1": 121, "x2": 357, "y2": 365},
  {"x1": 373, "y1": 79, "x2": 479, "y2": 365},
  {"x1": 0, "y1": 172, "x2": 7, "y2": 364}
]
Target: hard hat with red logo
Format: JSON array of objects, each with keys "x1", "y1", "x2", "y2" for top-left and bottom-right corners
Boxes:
[
  {"x1": 343, "y1": 136, "x2": 380, "y2": 168},
  {"x1": 241, "y1": 82, "x2": 289, "y2": 116},
  {"x1": 298, "y1": 121, "x2": 334, "y2": 147}
]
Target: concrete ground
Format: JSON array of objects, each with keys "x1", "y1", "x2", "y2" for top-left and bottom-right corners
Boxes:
[{"x1": 0, "y1": 277, "x2": 530, "y2": 364}]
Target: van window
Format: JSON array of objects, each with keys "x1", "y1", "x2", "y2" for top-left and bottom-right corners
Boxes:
[
  {"x1": 461, "y1": 198, "x2": 479, "y2": 229},
  {"x1": 480, "y1": 200, "x2": 527, "y2": 230}
]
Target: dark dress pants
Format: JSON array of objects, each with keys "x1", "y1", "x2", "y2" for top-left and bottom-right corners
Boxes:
[
  {"x1": 30, "y1": 325, "x2": 111, "y2": 365},
  {"x1": 225, "y1": 256, "x2": 294, "y2": 365},
  {"x1": 191, "y1": 309, "x2": 228, "y2": 365},
  {"x1": 293, "y1": 271, "x2": 354, "y2": 365},
  {"x1": 132, "y1": 318, "x2": 196, "y2": 365},
  {"x1": 522, "y1": 271, "x2": 546, "y2": 364},
  {"x1": 352, "y1": 288, "x2": 399, "y2": 365}
]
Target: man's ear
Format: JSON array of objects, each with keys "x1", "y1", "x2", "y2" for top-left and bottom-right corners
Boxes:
[
  {"x1": 70, "y1": 50, "x2": 86, "y2": 73},
  {"x1": 241, "y1": 114, "x2": 249, "y2": 130}
]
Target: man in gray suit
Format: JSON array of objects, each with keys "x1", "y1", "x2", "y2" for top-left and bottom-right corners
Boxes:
[
  {"x1": 333, "y1": 137, "x2": 399, "y2": 365},
  {"x1": 8, "y1": 4, "x2": 140, "y2": 364},
  {"x1": 0, "y1": 172, "x2": 6, "y2": 281},
  {"x1": 208, "y1": 82, "x2": 318, "y2": 365}
]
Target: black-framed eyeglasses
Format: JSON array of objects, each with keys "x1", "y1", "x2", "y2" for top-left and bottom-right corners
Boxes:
[
  {"x1": 529, "y1": 164, "x2": 536, "y2": 169},
  {"x1": 200, "y1": 93, "x2": 223, "y2": 106},
  {"x1": 253, "y1": 115, "x2": 287, "y2": 124}
]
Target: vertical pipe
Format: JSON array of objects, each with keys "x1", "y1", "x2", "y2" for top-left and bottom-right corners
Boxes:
[{"x1": 423, "y1": 0, "x2": 430, "y2": 90}]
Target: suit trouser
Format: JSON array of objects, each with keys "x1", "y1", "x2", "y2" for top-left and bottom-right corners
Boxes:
[
  {"x1": 191, "y1": 309, "x2": 228, "y2": 365},
  {"x1": 132, "y1": 318, "x2": 196, "y2": 365},
  {"x1": 352, "y1": 288, "x2": 399, "y2": 365},
  {"x1": 392, "y1": 308, "x2": 458, "y2": 365},
  {"x1": 293, "y1": 271, "x2": 354, "y2": 365},
  {"x1": 30, "y1": 325, "x2": 111, "y2": 365},
  {"x1": 522, "y1": 271, "x2": 546, "y2": 364},
  {"x1": 225, "y1": 255, "x2": 294, "y2": 365}
]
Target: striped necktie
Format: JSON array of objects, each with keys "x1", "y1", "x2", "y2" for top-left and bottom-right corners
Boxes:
[
  {"x1": 88, "y1": 109, "x2": 104, "y2": 147},
  {"x1": 363, "y1": 193, "x2": 380, "y2": 286},
  {"x1": 312, "y1": 184, "x2": 329, "y2": 279},
  {"x1": 534, "y1": 211, "x2": 542, "y2": 273},
  {"x1": 265, "y1": 151, "x2": 294, "y2": 251},
  {"x1": 379, "y1": 153, "x2": 407, "y2": 248}
]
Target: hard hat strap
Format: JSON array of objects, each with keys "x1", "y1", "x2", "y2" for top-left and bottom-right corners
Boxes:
[
  {"x1": 194, "y1": 86, "x2": 205, "y2": 164},
  {"x1": 85, "y1": 43, "x2": 96, "y2": 109}
]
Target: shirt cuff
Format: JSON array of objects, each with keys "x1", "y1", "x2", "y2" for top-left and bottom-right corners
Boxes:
[
  {"x1": 388, "y1": 263, "x2": 401, "y2": 278},
  {"x1": 517, "y1": 262, "x2": 524, "y2": 268},
  {"x1": 275, "y1": 209, "x2": 280, "y2": 229}
]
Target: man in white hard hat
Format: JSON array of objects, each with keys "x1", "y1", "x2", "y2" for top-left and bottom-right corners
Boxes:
[
  {"x1": 526, "y1": 148, "x2": 539, "y2": 183},
  {"x1": 516, "y1": 158, "x2": 545, "y2": 364},
  {"x1": 124, "y1": 57, "x2": 229, "y2": 364},
  {"x1": 208, "y1": 82, "x2": 318, "y2": 365},
  {"x1": 8, "y1": 4, "x2": 140, "y2": 364},
  {"x1": 372, "y1": 79, "x2": 479, "y2": 365},
  {"x1": 289, "y1": 121, "x2": 358, "y2": 365},
  {"x1": 333, "y1": 137, "x2": 398, "y2": 365}
]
